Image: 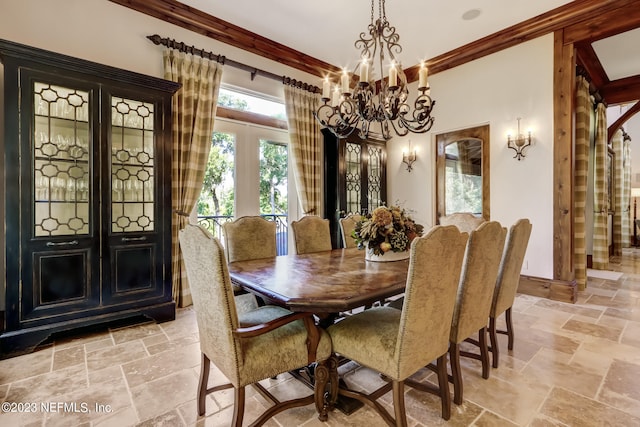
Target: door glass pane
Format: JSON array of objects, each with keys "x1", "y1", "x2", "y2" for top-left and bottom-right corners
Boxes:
[
  {"x1": 260, "y1": 140, "x2": 288, "y2": 255},
  {"x1": 345, "y1": 141, "x2": 361, "y2": 214},
  {"x1": 111, "y1": 97, "x2": 155, "y2": 233},
  {"x1": 33, "y1": 82, "x2": 90, "y2": 237},
  {"x1": 368, "y1": 145, "x2": 383, "y2": 212},
  {"x1": 197, "y1": 132, "x2": 235, "y2": 238}
]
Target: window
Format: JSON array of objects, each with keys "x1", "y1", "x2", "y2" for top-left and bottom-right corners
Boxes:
[{"x1": 196, "y1": 87, "x2": 294, "y2": 254}]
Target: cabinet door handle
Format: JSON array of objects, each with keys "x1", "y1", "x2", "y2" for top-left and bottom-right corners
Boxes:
[
  {"x1": 46, "y1": 240, "x2": 79, "y2": 247},
  {"x1": 122, "y1": 236, "x2": 147, "y2": 242}
]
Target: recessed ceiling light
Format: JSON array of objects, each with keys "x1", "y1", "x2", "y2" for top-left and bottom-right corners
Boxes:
[{"x1": 462, "y1": 9, "x2": 482, "y2": 21}]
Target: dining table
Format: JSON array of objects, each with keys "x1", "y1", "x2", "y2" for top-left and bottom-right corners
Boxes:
[
  {"x1": 227, "y1": 247, "x2": 411, "y2": 415},
  {"x1": 227, "y1": 247, "x2": 410, "y2": 318}
]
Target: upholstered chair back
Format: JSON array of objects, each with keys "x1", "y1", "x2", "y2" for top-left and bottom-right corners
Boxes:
[
  {"x1": 395, "y1": 225, "x2": 468, "y2": 379},
  {"x1": 450, "y1": 221, "x2": 506, "y2": 343},
  {"x1": 179, "y1": 225, "x2": 241, "y2": 385},
  {"x1": 439, "y1": 212, "x2": 485, "y2": 233},
  {"x1": 492, "y1": 219, "x2": 532, "y2": 317},
  {"x1": 291, "y1": 215, "x2": 332, "y2": 254},
  {"x1": 338, "y1": 214, "x2": 362, "y2": 248},
  {"x1": 223, "y1": 216, "x2": 277, "y2": 262}
]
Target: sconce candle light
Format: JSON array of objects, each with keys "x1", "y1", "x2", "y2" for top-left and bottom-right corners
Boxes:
[
  {"x1": 507, "y1": 117, "x2": 532, "y2": 161},
  {"x1": 402, "y1": 140, "x2": 417, "y2": 172}
]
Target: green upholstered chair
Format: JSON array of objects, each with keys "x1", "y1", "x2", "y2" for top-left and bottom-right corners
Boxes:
[
  {"x1": 179, "y1": 224, "x2": 333, "y2": 425},
  {"x1": 338, "y1": 214, "x2": 362, "y2": 249},
  {"x1": 439, "y1": 212, "x2": 485, "y2": 233},
  {"x1": 488, "y1": 218, "x2": 532, "y2": 368},
  {"x1": 326, "y1": 225, "x2": 469, "y2": 422},
  {"x1": 222, "y1": 215, "x2": 277, "y2": 262},
  {"x1": 449, "y1": 220, "x2": 506, "y2": 405},
  {"x1": 291, "y1": 215, "x2": 333, "y2": 254}
]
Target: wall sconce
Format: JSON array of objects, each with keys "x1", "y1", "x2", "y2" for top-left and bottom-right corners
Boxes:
[
  {"x1": 507, "y1": 117, "x2": 532, "y2": 161},
  {"x1": 402, "y1": 140, "x2": 417, "y2": 172}
]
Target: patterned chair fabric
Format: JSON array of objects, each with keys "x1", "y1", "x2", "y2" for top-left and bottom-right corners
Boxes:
[
  {"x1": 489, "y1": 218, "x2": 532, "y2": 368},
  {"x1": 327, "y1": 225, "x2": 469, "y2": 422},
  {"x1": 222, "y1": 215, "x2": 277, "y2": 262},
  {"x1": 449, "y1": 221, "x2": 506, "y2": 405},
  {"x1": 178, "y1": 224, "x2": 333, "y2": 424},
  {"x1": 338, "y1": 214, "x2": 362, "y2": 249},
  {"x1": 439, "y1": 212, "x2": 485, "y2": 233},
  {"x1": 291, "y1": 215, "x2": 333, "y2": 254}
]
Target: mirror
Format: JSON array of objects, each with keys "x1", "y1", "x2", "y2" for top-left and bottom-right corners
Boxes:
[{"x1": 436, "y1": 124, "x2": 490, "y2": 220}]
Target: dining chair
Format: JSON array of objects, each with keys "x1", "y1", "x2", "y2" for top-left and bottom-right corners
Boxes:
[
  {"x1": 448, "y1": 220, "x2": 506, "y2": 405},
  {"x1": 291, "y1": 215, "x2": 333, "y2": 254},
  {"x1": 179, "y1": 224, "x2": 334, "y2": 425},
  {"x1": 338, "y1": 214, "x2": 362, "y2": 248},
  {"x1": 222, "y1": 215, "x2": 277, "y2": 262},
  {"x1": 439, "y1": 212, "x2": 485, "y2": 233},
  {"x1": 326, "y1": 225, "x2": 469, "y2": 423},
  {"x1": 223, "y1": 215, "x2": 277, "y2": 310},
  {"x1": 488, "y1": 218, "x2": 532, "y2": 368}
]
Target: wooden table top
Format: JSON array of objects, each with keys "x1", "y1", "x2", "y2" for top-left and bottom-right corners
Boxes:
[{"x1": 228, "y1": 248, "x2": 409, "y2": 313}]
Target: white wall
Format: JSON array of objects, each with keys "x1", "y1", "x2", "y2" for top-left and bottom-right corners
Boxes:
[
  {"x1": 0, "y1": 0, "x2": 318, "y2": 99},
  {"x1": 387, "y1": 35, "x2": 555, "y2": 279}
]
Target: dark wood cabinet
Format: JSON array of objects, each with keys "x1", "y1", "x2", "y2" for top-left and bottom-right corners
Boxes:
[
  {"x1": 323, "y1": 130, "x2": 387, "y2": 248},
  {"x1": 0, "y1": 39, "x2": 180, "y2": 357}
]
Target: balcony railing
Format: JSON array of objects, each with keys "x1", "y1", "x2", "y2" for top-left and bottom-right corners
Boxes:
[{"x1": 197, "y1": 214, "x2": 288, "y2": 255}]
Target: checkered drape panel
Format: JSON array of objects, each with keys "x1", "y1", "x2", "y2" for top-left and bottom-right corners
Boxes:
[
  {"x1": 284, "y1": 86, "x2": 322, "y2": 215},
  {"x1": 574, "y1": 76, "x2": 591, "y2": 289},
  {"x1": 623, "y1": 134, "x2": 631, "y2": 247},
  {"x1": 164, "y1": 50, "x2": 222, "y2": 307},
  {"x1": 612, "y1": 129, "x2": 630, "y2": 255},
  {"x1": 592, "y1": 103, "x2": 609, "y2": 270}
]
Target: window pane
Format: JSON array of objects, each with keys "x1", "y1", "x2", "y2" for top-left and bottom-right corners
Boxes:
[
  {"x1": 197, "y1": 132, "x2": 235, "y2": 235},
  {"x1": 218, "y1": 87, "x2": 286, "y2": 119},
  {"x1": 259, "y1": 140, "x2": 287, "y2": 215}
]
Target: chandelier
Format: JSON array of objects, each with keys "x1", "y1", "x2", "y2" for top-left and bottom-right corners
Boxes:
[{"x1": 314, "y1": 0, "x2": 435, "y2": 140}]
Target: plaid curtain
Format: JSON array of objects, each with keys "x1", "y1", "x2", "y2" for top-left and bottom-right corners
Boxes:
[
  {"x1": 592, "y1": 102, "x2": 609, "y2": 270},
  {"x1": 623, "y1": 132, "x2": 632, "y2": 247},
  {"x1": 574, "y1": 76, "x2": 591, "y2": 289},
  {"x1": 164, "y1": 50, "x2": 223, "y2": 307},
  {"x1": 612, "y1": 129, "x2": 625, "y2": 255},
  {"x1": 284, "y1": 85, "x2": 322, "y2": 215}
]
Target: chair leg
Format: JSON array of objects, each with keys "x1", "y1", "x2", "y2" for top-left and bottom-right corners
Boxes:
[
  {"x1": 231, "y1": 386, "x2": 245, "y2": 427},
  {"x1": 506, "y1": 307, "x2": 515, "y2": 350},
  {"x1": 449, "y1": 342, "x2": 463, "y2": 405},
  {"x1": 197, "y1": 353, "x2": 210, "y2": 416},
  {"x1": 314, "y1": 360, "x2": 330, "y2": 421},
  {"x1": 392, "y1": 380, "x2": 408, "y2": 427},
  {"x1": 436, "y1": 354, "x2": 451, "y2": 420},
  {"x1": 489, "y1": 316, "x2": 499, "y2": 369},
  {"x1": 478, "y1": 327, "x2": 490, "y2": 379}
]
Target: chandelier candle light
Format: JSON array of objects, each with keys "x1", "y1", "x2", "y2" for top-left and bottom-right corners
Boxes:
[{"x1": 315, "y1": 0, "x2": 436, "y2": 140}]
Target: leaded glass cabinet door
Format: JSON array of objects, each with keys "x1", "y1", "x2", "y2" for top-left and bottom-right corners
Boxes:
[
  {"x1": 102, "y1": 91, "x2": 168, "y2": 305},
  {"x1": 17, "y1": 72, "x2": 101, "y2": 325}
]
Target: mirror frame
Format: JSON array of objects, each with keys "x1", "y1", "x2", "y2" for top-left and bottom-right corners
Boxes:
[{"x1": 436, "y1": 124, "x2": 490, "y2": 221}]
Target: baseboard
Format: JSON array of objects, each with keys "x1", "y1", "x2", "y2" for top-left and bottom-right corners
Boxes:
[{"x1": 518, "y1": 275, "x2": 577, "y2": 304}]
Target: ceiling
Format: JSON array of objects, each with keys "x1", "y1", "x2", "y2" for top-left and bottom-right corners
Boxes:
[
  {"x1": 111, "y1": 0, "x2": 640, "y2": 106},
  {"x1": 177, "y1": 0, "x2": 576, "y2": 70}
]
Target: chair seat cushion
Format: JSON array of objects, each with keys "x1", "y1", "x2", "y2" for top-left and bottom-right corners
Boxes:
[
  {"x1": 238, "y1": 306, "x2": 333, "y2": 387},
  {"x1": 328, "y1": 307, "x2": 402, "y2": 379}
]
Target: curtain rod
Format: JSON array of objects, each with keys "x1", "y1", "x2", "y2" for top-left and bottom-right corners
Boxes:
[{"x1": 147, "y1": 34, "x2": 320, "y2": 94}]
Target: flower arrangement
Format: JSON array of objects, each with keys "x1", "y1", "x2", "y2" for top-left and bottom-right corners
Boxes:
[{"x1": 352, "y1": 205, "x2": 424, "y2": 256}]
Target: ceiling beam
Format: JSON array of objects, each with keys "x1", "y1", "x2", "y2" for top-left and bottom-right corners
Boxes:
[
  {"x1": 107, "y1": 0, "x2": 342, "y2": 78},
  {"x1": 601, "y1": 76, "x2": 640, "y2": 106}
]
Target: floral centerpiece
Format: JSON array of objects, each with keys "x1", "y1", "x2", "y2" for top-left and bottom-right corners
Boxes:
[{"x1": 352, "y1": 205, "x2": 424, "y2": 261}]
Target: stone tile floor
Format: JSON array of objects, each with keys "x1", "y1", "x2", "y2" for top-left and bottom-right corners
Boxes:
[{"x1": 2, "y1": 249, "x2": 640, "y2": 426}]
